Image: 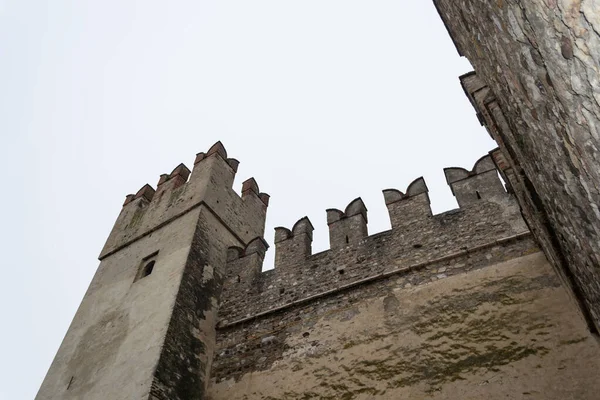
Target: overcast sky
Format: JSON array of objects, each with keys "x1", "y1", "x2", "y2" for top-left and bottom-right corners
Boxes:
[{"x1": 0, "y1": 1, "x2": 496, "y2": 399}]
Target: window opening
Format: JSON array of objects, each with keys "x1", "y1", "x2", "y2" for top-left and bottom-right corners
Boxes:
[
  {"x1": 134, "y1": 251, "x2": 159, "y2": 283},
  {"x1": 142, "y1": 261, "x2": 155, "y2": 278}
]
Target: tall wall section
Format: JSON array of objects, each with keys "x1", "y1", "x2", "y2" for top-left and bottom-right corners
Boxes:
[
  {"x1": 36, "y1": 143, "x2": 269, "y2": 400},
  {"x1": 434, "y1": 0, "x2": 600, "y2": 333},
  {"x1": 208, "y1": 159, "x2": 600, "y2": 399}
]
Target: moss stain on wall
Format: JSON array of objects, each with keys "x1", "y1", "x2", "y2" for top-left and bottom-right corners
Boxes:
[{"x1": 210, "y1": 253, "x2": 600, "y2": 400}]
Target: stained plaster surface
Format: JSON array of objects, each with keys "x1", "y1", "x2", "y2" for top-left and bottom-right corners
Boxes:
[
  {"x1": 36, "y1": 207, "x2": 202, "y2": 400},
  {"x1": 209, "y1": 252, "x2": 600, "y2": 399}
]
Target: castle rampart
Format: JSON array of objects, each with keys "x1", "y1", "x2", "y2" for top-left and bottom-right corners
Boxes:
[
  {"x1": 213, "y1": 158, "x2": 533, "y2": 382},
  {"x1": 209, "y1": 154, "x2": 600, "y2": 399},
  {"x1": 219, "y1": 157, "x2": 527, "y2": 320}
]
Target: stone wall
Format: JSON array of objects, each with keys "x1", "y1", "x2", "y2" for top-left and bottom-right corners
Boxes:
[
  {"x1": 211, "y1": 250, "x2": 600, "y2": 399},
  {"x1": 218, "y1": 157, "x2": 527, "y2": 326},
  {"x1": 38, "y1": 137, "x2": 600, "y2": 399},
  {"x1": 460, "y1": 72, "x2": 597, "y2": 332},
  {"x1": 36, "y1": 143, "x2": 269, "y2": 400},
  {"x1": 434, "y1": 0, "x2": 600, "y2": 332},
  {"x1": 203, "y1": 157, "x2": 600, "y2": 398},
  {"x1": 36, "y1": 206, "x2": 203, "y2": 400},
  {"x1": 100, "y1": 141, "x2": 268, "y2": 259}
]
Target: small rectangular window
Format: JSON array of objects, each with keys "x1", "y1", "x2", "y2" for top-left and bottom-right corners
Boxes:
[{"x1": 134, "y1": 251, "x2": 159, "y2": 282}]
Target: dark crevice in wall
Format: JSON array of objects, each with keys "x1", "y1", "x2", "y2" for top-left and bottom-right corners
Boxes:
[{"x1": 521, "y1": 170, "x2": 597, "y2": 335}]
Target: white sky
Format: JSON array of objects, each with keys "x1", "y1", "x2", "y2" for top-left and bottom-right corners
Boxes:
[{"x1": 0, "y1": 1, "x2": 496, "y2": 399}]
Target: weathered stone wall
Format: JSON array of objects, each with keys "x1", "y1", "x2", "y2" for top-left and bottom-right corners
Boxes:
[
  {"x1": 100, "y1": 141, "x2": 268, "y2": 259},
  {"x1": 460, "y1": 72, "x2": 597, "y2": 332},
  {"x1": 211, "y1": 251, "x2": 600, "y2": 399},
  {"x1": 218, "y1": 158, "x2": 527, "y2": 326},
  {"x1": 204, "y1": 158, "x2": 600, "y2": 398},
  {"x1": 434, "y1": 0, "x2": 600, "y2": 332},
  {"x1": 148, "y1": 207, "x2": 245, "y2": 400},
  {"x1": 38, "y1": 137, "x2": 600, "y2": 399},
  {"x1": 36, "y1": 143, "x2": 269, "y2": 400},
  {"x1": 36, "y1": 207, "x2": 203, "y2": 400}
]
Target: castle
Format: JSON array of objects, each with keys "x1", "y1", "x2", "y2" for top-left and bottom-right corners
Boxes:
[{"x1": 36, "y1": 1, "x2": 600, "y2": 399}]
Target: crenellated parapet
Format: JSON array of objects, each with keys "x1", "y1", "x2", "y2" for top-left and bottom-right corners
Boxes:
[
  {"x1": 383, "y1": 177, "x2": 431, "y2": 229},
  {"x1": 241, "y1": 177, "x2": 271, "y2": 207},
  {"x1": 218, "y1": 154, "x2": 531, "y2": 326},
  {"x1": 157, "y1": 163, "x2": 191, "y2": 191},
  {"x1": 444, "y1": 155, "x2": 506, "y2": 208},
  {"x1": 99, "y1": 141, "x2": 269, "y2": 259},
  {"x1": 274, "y1": 217, "x2": 314, "y2": 270},
  {"x1": 123, "y1": 184, "x2": 155, "y2": 206},
  {"x1": 326, "y1": 198, "x2": 368, "y2": 249},
  {"x1": 224, "y1": 237, "x2": 269, "y2": 293}
]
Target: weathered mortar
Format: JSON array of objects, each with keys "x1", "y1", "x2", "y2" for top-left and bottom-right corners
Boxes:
[{"x1": 434, "y1": 0, "x2": 600, "y2": 332}]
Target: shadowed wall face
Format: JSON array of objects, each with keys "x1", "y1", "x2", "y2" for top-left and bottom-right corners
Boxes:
[{"x1": 433, "y1": 0, "x2": 600, "y2": 332}]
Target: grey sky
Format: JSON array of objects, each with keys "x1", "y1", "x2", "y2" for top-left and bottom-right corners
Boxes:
[{"x1": 0, "y1": 1, "x2": 496, "y2": 399}]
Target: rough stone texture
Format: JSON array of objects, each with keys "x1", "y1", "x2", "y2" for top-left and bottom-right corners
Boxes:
[
  {"x1": 36, "y1": 143, "x2": 268, "y2": 400},
  {"x1": 211, "y1": 252, "x2": 600, "y2": 399},
  {"x1": 218, "y1": 160, "x2": 527, "y2": 326},
  {"x1": 37, "y1": 145, "x2": 600, "y2": 399},
  {"x1": 100, "y1": 141, "x2": 268, "y2": 260},
  {"x1": 460, "y1": 72, "x2": 598, "y2": 333},
  {"x1": 207, "y1": 159, "x2": 600, "y2": 399},
  {"x1": 148, "y1": 209, "x2": 237, "y2": 400},
  {"x1": 434, "y1": 0, "x2": 600, "y2": 332}
]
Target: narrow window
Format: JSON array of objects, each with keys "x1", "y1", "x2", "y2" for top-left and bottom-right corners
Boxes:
[
  {"x1": 345, "y1": 235, "x2": 349, "y2": 244},
  {"x1": 476, "y1": 190, "x2": 482, "y2": 199},
  {"x1": 134, "y1": 251, "x2": 159, "y2": 283},
  {"x1": 142, "y1": 261, "x2": 155, "y2": 277}
]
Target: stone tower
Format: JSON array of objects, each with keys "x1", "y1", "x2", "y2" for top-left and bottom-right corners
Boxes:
[{"x1": 35, "y1": 142, "x2": 269, "y2": 400}]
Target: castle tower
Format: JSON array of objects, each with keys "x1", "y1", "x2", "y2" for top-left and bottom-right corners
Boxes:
[{"x1": 35, "y1": 142, "x2": 269, "y2": 400}]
